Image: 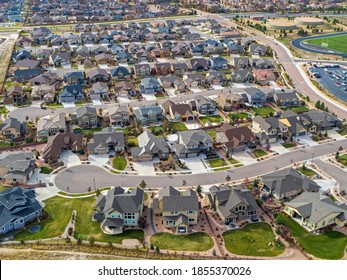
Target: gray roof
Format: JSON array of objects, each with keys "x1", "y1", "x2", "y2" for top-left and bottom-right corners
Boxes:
[
  {"x1": 130, "y1": 131, "x2": 169, "y2": 158},
  {"x1": 76, "y1": 106, "x2": 97, "y2": 119},
  {"x1": 261, "y1": 168, "x2": 320, "y2": 197},
  {"x1": 87, "y1": 127, "x2": 125, "y2": 153},
  {"x1": 157, "y1": 186, "x2": 199, "y2": 212},
  {"x1": 0, "y1": 117, "x2": 22, "y2": 132},
  {"x1": 37, "y1": 113, "x2": 66, "y2": 133}
]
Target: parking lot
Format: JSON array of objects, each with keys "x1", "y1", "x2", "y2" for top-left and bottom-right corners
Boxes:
[{"x1": 310, "y1": 64, "x2": 347, "y2": 103}]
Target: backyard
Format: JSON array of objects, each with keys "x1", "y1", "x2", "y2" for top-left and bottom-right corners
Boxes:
[
  {"x1": 251, "y1": 106, "x2": 275, "y2": 117},
  {"x1": 150, "y1": 232, "x2": 214, "y2": 252},
  {"x1": 112, "y1": 157, "x2": 127, "y2": 171},
  {"x1": 282, "y1": 106, "x2": 309, "y2": 114},
  {"x1": 228, "y1": 112, "x2": 250, "y2": 122},
  {"x1": 82, "y1": 127, "x2": 102, "y2": 136},
  {"x1": 223, "y1": 223, "x2": 285, "y2": 257},
  {"x1": 15, "y1": 196, "x2": 144, "y2": 244},
  {"x1": 276, "y1": 213, "x2": 347, "y2": 259},
  {"x1": 199, "y1": 115, "x2": 224, "y2": 124}
]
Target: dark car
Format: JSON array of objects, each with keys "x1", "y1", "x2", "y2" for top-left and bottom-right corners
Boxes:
[{"x1": 251, "y1": 216, "x2": 259, "y2": 222}]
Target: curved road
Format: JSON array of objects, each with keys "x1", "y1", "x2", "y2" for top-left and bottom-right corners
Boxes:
[{"x1": 55, "y1": 138, "x2": 347, "y2": 194}]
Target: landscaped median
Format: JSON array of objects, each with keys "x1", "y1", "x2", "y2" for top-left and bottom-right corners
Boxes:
[
  {"x1": 223, "y1": 223, "x2": 285, "y2": 257},
  {"x1": 15, "y1": 196, "x2": 144, "y2": 244},
  {"x1": 275, "y1": 213, "x2": 347, "y2": 259},
  {"x1": 150, "y1": 232, "x2": 214, "y2": 252}
]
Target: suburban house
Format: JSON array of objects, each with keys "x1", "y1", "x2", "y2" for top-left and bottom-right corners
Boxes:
[
  {"x1": 93, "y1": 187, "x2": 144, "y2": 234},
  {"x1": 206, "y1": 185, "x2": 259, "y2": 224},
  {"x1": 0, "y1": 151, "x2": 36, "y2": 184},
  {"x1": 273, "y1": 90, "x2": 301, "y2": 107},
  {"x1": 134, "y1": 64, "x2": 151, "y2": 77},
  {"x1": 183, "y1": 73, "x2": 206, "y2": 88},
  {"x1": 0, "y1": 117, "x2": 26, "y2": 142},
  {"x1": 252, "y1": 116, "x2": 288, "y2": 144},
  {"x1": 86, "y1": 68, "x2": 110, "y2": 83},
  {"x1": 130, "y1": 131, "x2": 169, "y2": 162},
  {"x1": 279, "y1": 110, "x2": 313, "y2": 136},
  {"x1": 206, "y1": 71, "x2": 228, "y2": 85},
  {"x1": 210, "y1": 56, "x2": 229, "y2": 70},
  {"x1": 108, "y1": 105, "x2": 130, "y2": 127},
  {"x1": 172, "y1": 130, "x2": 213, "y2": 158},
  {"x1": 73, "y1": 106, "x2": 98, "y2": 128},
  {"x1": 187, "y1": 58, "x2": 209, "y2": 71},
  {"x1": 215, "y1": 92, "x2": 244, "y2": 111},
  {"x1": 249, "y1": 43, "x2": 267, "y2": 56},
  {"x1": 253, "y1": 69, "x2": 276, "y2": 85},
  {"x1": 90, "y1": 82, "x2": 109, "y2": 100},
  {"x1": 242, "y1": 87, "x2": 267, "y2": 107},
  {"x1": 64, "y1": 71, "x2": 85, "y2": 85},
  {"x1": 189, "y1": 95, "x2": 216, "y2": 115},
  {"x1": 139, "y1": 78, "x2": 161, "y2": 95},
  {"x1": 0, "y1": 187, "x2": 44, "y2": 235},
  {"x1": 158, "y1": 76, "x2": 187, "y2": 93},
  {"x1": 232, "y1": 57, "x2": 250, "y2": 69},
  {"x1": 42, "y1": 132, "x2": 83, "y2": 163},
  {"x1": 87, "y1": 127, "x2": 125, "y2": 155},
  {"x1": 252, "y1": 58, "x2": 273, "y2": 69},
  {"x1": 261, "y1": 168, "x2": 321, "y2": 201},
  {"x1": 114, "y1": 81, "x2": 137, "y2": 97},
  {"x1": 162, "y1": 100, "x2": 195, "y2": 122},
  {"x1": 230, "y1": 69, "x2": 254, "y2": 83},
  {"x1": 49, "y1": 52, "x2": 71, "y2": 67},
  {"x1": 153, "y1": 186, "x2": 199, "y2": 234},
  {"x1": 59, "y1": 85, "x2": 84, "y2": 103},
  {"x1": 133, "y1": 105, "x2": 164, "y2": 126},
  {"x1": 110, "y1": 66, "x2": 130, "y2": 80},
  {"x1": 5, "y1": 85, "x2": 27, "y2": 105},
  {"x1": 37, "y1": 113, "x2": 66, "y2": 139},
  {"x1": 216, "y1": 123, "x2": 257, "y2": 155},
  {"x1": 300, "y1": 110, "x2": 342, "y2": 131},
  {"x1": 284, "y1": 192, "x2": 347, "y2": 231}
]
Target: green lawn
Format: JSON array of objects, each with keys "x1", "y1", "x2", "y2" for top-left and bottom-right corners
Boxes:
[
  {"x1": 207, "y1": 130, "x2": 216, "y2": 140},
  {"x1": 282, "y1": 106, "x2": 309, "y2": 114},
  {"x1": 199, "y1": 115, "x2": 224, "y2": 124},
  {"x1": 253, "y1": 149, "x2": 268, "y2": 158},
  {"x1": 127, "y1": 136, "x2": 139, "y2": 147},
  {"x1": 0, "y1": 141, "x2": 11, "y2": 148},
  {"x1": 297, "y1": 167, "x2": 317, "y2": 177},
  {"x1": 170, "y1": 122, "x2": 188, "y2": 131},
  {"x1": 15, "y1": 196, "x2": 144, "y2": 244},
  {"x1": 0, "y1": 184, "x2": 9, "y2": 192},
  {"x1": 112, "y1": 157, "x2": 127, "y2": 171},
  {"x1": 251, "y1": 106, "x2": 275, "y2": 117},
  {"x1": 305, "y1": 34, "x2": 347, "y2": 54},
  {"x1": 150, "y1": 232, "x2": 214, "y2": 251},
  {"x1": 45, "y1": 103, "x2": 64, "y2": 108},
  {"x1": 82, "y1": 127, "x2": 102, "y2": 136},
  {"x1": 151, "y1": 125, "x2": 164, "y2": 134},
  {"x1": 223, "y1": 223, "x2": 285, "y2": 257},
  {"x1": 337, "y1": 154, "x2": 347, "y2": 166},
  {"x1": 276, "y1": 213, "x2": 347, "y2": 259},
  {"x1": 337, "y1": 125, "x2": 347, "y2": 136},
  {"x1": 40, "y1": 166, "x2": 53, "y2": 174},
  {"x1": 0, "y1": 106, "x2": 9, "y2": 115},
  {"x1": 208, "y1": 158, "x2": 228, "y2": 168},
  {"x1": 228, "y1": 112, "x2": 250, "y2": 121},
  {"x1": 282, "y1": 143, "x2": 297, "y2": 149},
  {"x1": 229, "y1": 158, "x2": 240, "y2": 164}
]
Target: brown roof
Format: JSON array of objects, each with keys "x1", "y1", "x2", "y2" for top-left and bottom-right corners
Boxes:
[
  {"x1": 220, "y1": 126, "x2": 256, "y2": 149},
  {"x1": 170, "y1": 103, "x2": 194, "y2": 117}
]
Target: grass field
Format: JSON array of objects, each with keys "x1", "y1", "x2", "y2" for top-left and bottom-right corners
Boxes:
[
  {"x1": 223, "y1": 223, "x2": 285, "y2": 257},
  {"x1": 150, "y1": 232, "x2": 214, "y2": 252},
  {"x1": 276, "y1": 213, "x2": 347, "y2": 259},
  {"x1": 15, "y1": 196, "x2": 144, "y2": 244},
  {"x1": 112, "y1": 157, "x2": 127, "y2": 171},
  {"x1": 305, "y1": 34, "x2": 347, "y2": 54}
]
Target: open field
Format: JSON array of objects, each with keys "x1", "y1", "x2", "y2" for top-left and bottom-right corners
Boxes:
[
  {"x1": 305, "y1": 34, "x2": 347, "y2": 54},
  {"x1": 0, "y1": 33, "x2": 18, "y2": 92}
]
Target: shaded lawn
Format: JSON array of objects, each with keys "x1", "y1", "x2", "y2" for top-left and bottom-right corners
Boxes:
[
  {"x1": 15, "y1": 196, "x2": 144, "y2": 244},
  {"x1": 40, "y1": 166, "x2": 53, "y2": 174},
  {"x1": 150, "y1": 232, "x2": 214, "y2": 251},
  {"x1": 0, "y1": 106, "x2": 9, "y2": 115},
  {"x1": 223, "y1": 223, "x2": 285, "y2": 257},
  {"x1": 276, "y1": 213, "x2": 347, "y2": 259},
  {"x1": 112, "y1": 157, "x2": 127, "y2": 170},
  {"x1": 199, "y1": 115, "x2": 223, "y2": 124}
]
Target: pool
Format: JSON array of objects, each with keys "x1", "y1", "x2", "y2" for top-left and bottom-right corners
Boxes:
[{"x1": 28, "y1": 225, "x2": 41, "y2": 233}]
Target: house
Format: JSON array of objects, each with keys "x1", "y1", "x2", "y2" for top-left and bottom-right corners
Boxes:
[
  {"x1": 252, "y1": 116, "x2": 288, "y2": 144},
  {"x1": 0, "y1": 187, "x2": 44, "y2": 235},
  {"x1": 189, "y1": 95, "x2": 216, "y2": 115},
  {"x1": 226, "y1": 43, "x2": 244, "y2": 55},
  {"x1": 279, "y1": 111, "x2": 310, "y2": 137},
  {"x1": 95, "y1": 53, "x2": 114, "y2": 65},
  {"x1": 5, "y1": 85, "x2": 27, "y2": 105},
  {"x1": 135, "y1": 50, "x2": 152, "y2": 62},
  {"x1": 14, "y1": 69, "x2": 43, "y2": 82},
  {"x1": 242, "y1": 87, "x2": 267, "y2": 107},
  {"x1": 0, "y1": 117, "x2": 26, "y2": 142},
  {"x1": 42, "y1": 132, "x2": 83, "y2": 163},
  {"x1": 187, "y1": 58, "x2": 209, "y2": 71},
  {"x1": 253, "y1": 69, "x2": 276, "y2": 85},
  {"x1": 59, "y1": 85, "x2": 84, "y2": 103},
  {"x1": 154, "y1": 63, "x2": 172, "y2": 76},
  {"x1": 36, "y1": 49, "x2": 53, "y2": 60},
  {"x1": 134, "y1": 64, "x2": 151, "y2": 77},
  {"x1": 183, "y1": 33, "x2": 201, "y2": 40},
  {"x1": 93, "y1": 187, "x2": 144, "y2": 234},
  {"x1": 261, "y1": 168, "x2": 320, "y2": 201},
  {"x1": 206, "y1": 185, "x2": 259, "y2": 224},
  {"x1": 216, "y1": 124, "x2": 257, "y2": 155},
  {"x1": 0, "y1": 151, "x2": 36, "y2": 184},
  {"x1": 249, "y1": 43, "x2": 267, "y2": 56},
  {"x1": 64, "y1": 71, "x2": 85, "y2": 85},
  {"x1": 130, "y1": 131, "x2": 169, "y2": 162},
  {"x1": 49, "y1": 52, "x2": 70, "y2": 67},
  {"x1": 74, "y1": 106, "x2": 98, "y2": 128},
  {"x1": 162, "y1": 100, "x2": 195, "y2": 122},
  {"x1": 252, "y1": 58, "x2": 273, "y2": 69},
  {"x1": 183, "y1": 73, "x2": 206, "y2": 88},
  {"x1": 284, "y1": 192, "x2": 347, "y2": 231},
  {"x1": 109, "y1": 66, "x2": 130, "y2": 80},
  {"x1": 139, "y1": 78, "x2": 161, "y2": 95},
  {"x1": 215, "y1": 92, "x2": 245, "y2": 111},
  {"x1": 15, "y1": 59, "x2": 41, "y2": 70},
  {"x1": 230, "y1": 69, "x2": 254, "y2": 83},
  {"x1": 232, "y1": 57, "x2": 250, "y2": 69},
  {"x1": 108, "y1": 105, "x2": 130, "y2": 127},
  {"x1": 86, "y1": 68, "x2": 109, "y2": 83},
  {"x1": 134, "y1": 105, "x2": 164, "y2": 126},
  {"x1": 37, "y1": 113, "x2": 66, "y2": 139},
  {"x1": 153, "y1": 186, "x2": 199, "y2": 234},
  {"x1": 171, "y1": 62, "x2": 188, "y2": 74},
  {"x1": 158, "y1": 76, "x2": 187, "y2": 92},
  {"x1": 87, "y1": 127, "x2": 125, "y2": 155},
  {"x1": 90, "y1": 82, "x2": 109, "y2": 100},
  {"x1": 300, "y1": 110, "x2": 342, "y2": 131},
  {"x1": 210, "y1": 57, "x2": 229, "y2": 70},
  {"x1": 206, "y1": 71, "x2": 228, "y2": 85},
  {"x1": 31, "y1": 85, "x2": 55, "y2": 102},
  {"x1": 114, "y1": 81, "x2": 137, "y2": 97},
  {"x1": 172, "y1": 130, "x2": 213, "y2": 158},
  {"x1": 273, "y1": 90, "x2": 301, "y2": 108}
]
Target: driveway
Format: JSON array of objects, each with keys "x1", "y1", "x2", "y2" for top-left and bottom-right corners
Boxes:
[
  {"x1": 165, "y1": 88, "x2": 177, "y2": 98},
  {"x1": 61, "y1": 102, "x2": 75, "y2": 108},
  {"x1": 327, "y1": 129, "x2": 346, "y2": 141},
  {"x1": 92, "y1": 99, "x2": 102, "y2": 105},
  {"x1": 232, "y1": 151, "x2": 258, "y2": 165},
  {"x1": 270, "y1": 142, "x2": 290, "y2": 155},
  {"x1": 142, "y1": 94, "x2": 157, "y2": 101},
  {"x1": 181, "y1": 155, "x2": 208, "y2": 174},
  {"x1": 133, "y1": 159, "x2": 158, "y2": 175},
  {"x1": 60, "y1": 151, "x2": 81, "y2": 167},
  {"x1": 89, "y1": 154, "x2": 110, "y2": 167},
  {"x1": 296, "y1": 133, "x2": 319, "y2": 147},
  {"x1": 211, "y1": 85, "x2": 223, "y2": 90}
]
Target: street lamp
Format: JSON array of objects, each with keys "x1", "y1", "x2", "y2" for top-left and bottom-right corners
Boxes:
[
  {"x1": 93, "y1": 178, "x2": 96, "y2": 191},
  {"x1": 312, "y1": 153, "x2": 315, "y2": 163}
]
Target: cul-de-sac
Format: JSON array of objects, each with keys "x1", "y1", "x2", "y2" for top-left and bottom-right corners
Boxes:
[{"x1": 0, "y1": 0, "x2": 347, "y2": 261}]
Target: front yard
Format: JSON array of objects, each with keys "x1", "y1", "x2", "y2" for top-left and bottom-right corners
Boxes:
[
  {"x1": 208, "y1": 158, "x2": 229, "y2": 171},
  {"x1": 223, "y1": 222, "x2": 285, "y2": 257},
  {"x1": 40, "y1": 166, "x2": 53, "y2": 174},
  {"x1": 199, "y1": 115, "x2": 224, "y2": 124},
  {"x1": 253, "y1": 149, "x2": 268, "y2": 158},
  {"x1": 297, "y1": 166, "x2": 317, "y2": 177},
  {"x1": 150, "y1": 232, "x2": 214, "y2": 252},
  {"x1": 112, "y1": 157, "x2": 127, "y2": 171},
  {"x1": 15, "y1": 196, "x2": 144, "y2": 244},
  {"x1": 282, "y1": 142, "x2": 297, "y2": 149},
  {"x1": 251, "y1": 106, "x2": 275, "y2": 117},
  {"x1": 275, "y1": 213, "x2": 347, "y2": 259}
]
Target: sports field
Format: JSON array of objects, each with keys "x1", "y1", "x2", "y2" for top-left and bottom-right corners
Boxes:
[{"x1": 305, "y1": 34, "x2": 347, "y2": 54}]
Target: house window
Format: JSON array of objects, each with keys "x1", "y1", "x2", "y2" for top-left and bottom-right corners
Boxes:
[
  {"x1": 187, "y1": 211, "x2": 194, "y2": 214},
  {"x1": 189, "y1": 218, "x2": 195, "y2": 222},
  {"x1": 124, "y1": 213, "x2": 135, "y2": 220},
  {"x1": 165, "y1": 220, "x2": 175, "y2": 226}
]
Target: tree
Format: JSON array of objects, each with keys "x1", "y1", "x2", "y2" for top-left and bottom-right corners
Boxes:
[
  {"x1": 95, "y1": 189, "x2": 101, "y2": 197},
  {"x1": 196, "y1": 185, "x2": 202, "y2": 193},
  {"x1": 226, "y1": 175, "x2": 231, "y2": 182},
  {"x1": 253, "y1": 179, "x2": 259, "y2": 188},
  {"x1": 98, "y1": 108, "x2": 103, "y2": 116},
  {"x1": 212, "y1": 249, "x2": 216, "y2": 256},
  {"x1": 139, "y1": 180, "x2": 147, "y2": 189},
  {"x1": 150, "y1": 243, "x2": 155, "y2": 250},
  {"x1": 155, "y1": 246, "x2": 160, "y2": 253},
  {"x1": 87, "y1": 186, "x2": 92, "y2": 192},
  {"x1": 335, "y1": 151, "x2": 340, "y2": 159},
  {"x1": 25, "y1": 115, "x2": 29, "y2": 121}
]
